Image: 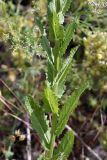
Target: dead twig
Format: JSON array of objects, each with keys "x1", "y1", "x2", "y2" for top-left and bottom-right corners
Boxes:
[
  {"x1": 0, "y1": 78, "x2": 23, "y2": 107},
  {"x1": 26, "y1": 114, "x2": 32, "y2": 160},
  {"x1": 0, "y1": 95, "x2": 15, "y2": 113},
  {"x1": 0, "y1": 95, "x2": 22, "y2": 112}
]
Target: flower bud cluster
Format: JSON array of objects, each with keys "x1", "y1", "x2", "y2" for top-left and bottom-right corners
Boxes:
[
  {"x1": 83, "y1": 31, "x2": 107, "y2": 68},
  {"x1": 83, "y1": 31, "x2": 107, "y2": 91},
  {"x1": 9, "y1": 129, "x2": 26, "y2": 142}
]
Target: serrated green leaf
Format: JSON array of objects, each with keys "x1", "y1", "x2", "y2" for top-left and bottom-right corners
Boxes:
[
  {"x1": 54, "y1": 47, "x2": 78, "y2": 84},
  {"x1": 52, "y1": 12, "x2": 64, "y2": 40},
  {"x1": 36, "y1": 16, "x2": 54, "y2": 64},
  {"x1": 61, "y1": 0, "x2": 72, "y2": 14},
  {"x1": 53, "y1": 0, "x2": 72, "y2": 14},
  {"x1": 36, "y1": 17, "x2": 44, "y2": 34},
  {"x1": 25, "y1": 96, "x2": 50, "y2": 147},
  {"x1": 60, "y1": 21, "x2": 77, "y2": 56},
  {"x1": 53, "y1": 47, "x2": 78, "y2": 98},
  {"x1": 54, "y1": 82, "x2": 65, "y2": 99},
  {"x1": 55, "y1": 82, "x2": 89, "y2": 136},
  {"x1": 48, "y1": 0, "x2": 56, "y2": 43},
  {"x1": 55, "y1": 0, "x2": 60, "y2": 13},
  {"x1": 48, "y1": 1, "x2": 64, "y2": 44},
  {"x1": 47, "y1": 60, "x2": 55, "y2": 83},
  {"x1": 49, "y1": 0, "x2": 56, "y2": 13},
  {"x1": 41, "y1": 36, "x2": 53, "y2": 63},
  {"x1": 44, "y1": 86, "x2": 58, "y2": 114},
  {"x1": 53, "y1": 131, "x2": 74, "y2": 160}
]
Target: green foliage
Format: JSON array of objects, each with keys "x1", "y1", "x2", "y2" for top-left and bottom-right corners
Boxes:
[
  {"x1": 0, "y1": 0, "x2": 107, "y2": 159},
  {"x1": 59, "y1": 21, "x2": 77, "y2": 56},
  {"x1": 25, "y1": 96, "x2": 50, "y2": 148},
  {"x1": 53, "y1": 131, "x2": 74, "y2": 160},
  {"x1": 41, "y1": 36, "x2": 53, "y2": 63},
  {"x1": 55, "y1": 82, "x2": 88, "y2": 136},
  {"x1": 49, "y1": 0, "x2": 72, "y2": 15},
  {"x1": 61, "y1": 0, "x2": 72, "y2": 14},
  {"x1": 24, "y1": 0, "x2": 88, "y2": 159},
  {"x1": 47, "y1": 3, "x2": 77, "y2": 86},
  {"x1": 53, "y1": 46, "x2": 78, "y2": 98},
  {"x1": 44, "y1": 86, "x2": 58, "y2": 114}
]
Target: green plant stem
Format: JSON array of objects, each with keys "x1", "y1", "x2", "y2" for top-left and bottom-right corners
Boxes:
[{"x1": 49, "y1": 133, "x2": 55, "y2": 159}]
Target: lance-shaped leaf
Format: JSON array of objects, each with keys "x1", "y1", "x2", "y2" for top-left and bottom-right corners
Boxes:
[
  {"x1": 41, "y1": 36, "x2": 53, "y2": 63},
  {"x1": 54, "y1": 0, "x2": 72, "y2": 14},
  {"x1": 53, "y1": 47, "x2": 78, "y2": 85},
  {"x1": 25, "y1": 96, "x2": 50, "y2": 147},
  {"x1": 53, "y1": 47, "x2": 78, "y2": 98},
  {"x1": 55, "y1": 82, "x2": 89, "y2": 136},
  {"x1": 55, "y1": 0, "x2": 61, "y2": 13},
  {"x1": 36, "y1": 17, "x2": 54, "y2": 64},
  {"x1": 53, "y1": 131, "x2": 74, "y2": 160},
  {"x1": 36, "y1": 17, "x2": 44, "y2": 34},
  {"x1": 60, "y1": 21, "x2": 77, "y2": 56},
  {"x1": 48, "y1": 0, "x2": 56, "y2": 43},
  {"x1": 44, "y1": 86, "x2": 58, "y2": 114},
  {"x1": 52, "y1": 12, "x2": 64, "y2": 40},
  {"x1": 47, "y1": 60, "x2": 55, "y2": 83},
  {"x1": 48, "y1": 1, "x2": 64, "y2": 44},
  {"x1": 61, "y1": 0, "x2": 72, "y2": 14}
]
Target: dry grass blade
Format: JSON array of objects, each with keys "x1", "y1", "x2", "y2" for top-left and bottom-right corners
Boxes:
[{"x1": 0, "y1": 78, "x2": 23, "y2": 107}]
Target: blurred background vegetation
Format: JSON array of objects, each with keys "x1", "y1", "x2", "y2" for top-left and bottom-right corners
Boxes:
[{"x1": 0, "y1": 0, "x2": 107, "y2": 159}]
